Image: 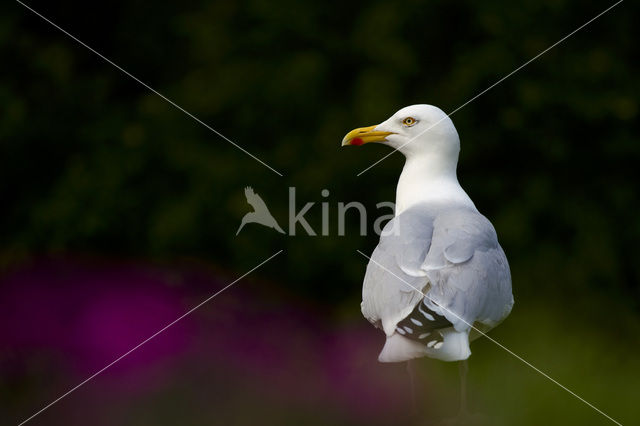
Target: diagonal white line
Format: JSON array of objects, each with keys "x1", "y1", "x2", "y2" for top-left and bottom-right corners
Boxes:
[
  {"x1": 17, "y1": 250, "x2": 284, "y2": 426},
  {"x1": 357, "y1": 0, "x2": 624, "y2": 176},
  {"x1": 356, "y1": 250, "x2": 623, "y2": 425},
  {"x1": 16, "y1": 0, "x2": 283, "y2": 177}
]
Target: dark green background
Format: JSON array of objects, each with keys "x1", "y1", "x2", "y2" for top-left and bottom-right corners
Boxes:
[{"x1": 1, "y1": 0, "x2": 638, "y2": 425}]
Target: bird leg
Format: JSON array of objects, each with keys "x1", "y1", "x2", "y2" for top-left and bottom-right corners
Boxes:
[
  {"x1": 406, "y1": 360, "x2": 417, "y2": 416},
  {"x1": 458, "y1": 359, "x2": 469, "y2": 417}
]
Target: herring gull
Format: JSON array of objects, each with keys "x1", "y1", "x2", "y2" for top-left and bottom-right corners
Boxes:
[{"x1": 342, "y1": 104, "x2": 514, "y2": 365}]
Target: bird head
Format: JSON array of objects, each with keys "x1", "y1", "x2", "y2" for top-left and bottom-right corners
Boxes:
[{"x1": 341, "y1": 104, "x2": 460, "y2": 161}]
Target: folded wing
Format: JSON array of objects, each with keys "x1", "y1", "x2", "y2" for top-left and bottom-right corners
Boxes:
[{"x1": 361, "y1": 203, "x2": 513, "y2": 362}]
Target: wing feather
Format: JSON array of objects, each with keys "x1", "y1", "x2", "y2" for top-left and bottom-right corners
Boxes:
[{"x1": 362, "y1": 203, "x2": 513, "y2": 338}]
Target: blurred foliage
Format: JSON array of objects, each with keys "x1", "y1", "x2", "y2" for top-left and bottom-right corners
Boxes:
[{"x1": 1, "y1": 0, "x2": 638, "y2": 309}]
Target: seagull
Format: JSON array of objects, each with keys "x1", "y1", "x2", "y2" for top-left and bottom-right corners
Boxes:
[
  {"x1": 236, "y1": 186, "x2": 285, "y2": 235},
  {"x1": 342, "y1": 104, "x2": 514, "y2": 416}
]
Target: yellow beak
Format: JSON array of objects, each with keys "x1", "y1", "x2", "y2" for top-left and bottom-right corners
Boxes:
[{"x1": 341, "y1": 125, "x2": 394, "y2": 146}]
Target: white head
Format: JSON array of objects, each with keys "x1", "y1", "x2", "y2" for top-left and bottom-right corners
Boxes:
[
  {"x1": 343, "y1": 105, "x2": 472, "y2": 211},
  {"x1": 342, "y1": 104, "x2": 460, "y2": 169}
]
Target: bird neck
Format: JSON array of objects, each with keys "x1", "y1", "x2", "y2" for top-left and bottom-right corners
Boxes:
[{"x1": 395, "y1": 154, "x2": 475, "y2": 215}]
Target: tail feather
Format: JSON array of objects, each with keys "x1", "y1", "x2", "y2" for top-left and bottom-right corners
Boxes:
[
  {"x1": 378, "y1": 329, "x2": 471, "y2": 363},
  {"x1": 378, "y1": 334, "x2": 428, "y2": 363}
]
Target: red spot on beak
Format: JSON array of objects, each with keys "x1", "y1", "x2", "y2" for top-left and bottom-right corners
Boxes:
[{"x1": 351, "y1": 138, "x2": 363, "y2": 146}]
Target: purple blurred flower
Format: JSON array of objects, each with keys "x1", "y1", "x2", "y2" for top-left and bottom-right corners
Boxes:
[
  {"x1": 1, "y1": 260, "x2": 191, "y2": 378},
  {"x1": 2, "y1": 258, "x2": 413, "y2": 424}
]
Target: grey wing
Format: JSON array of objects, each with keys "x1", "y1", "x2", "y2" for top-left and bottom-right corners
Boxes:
[
  {"x1": 420, "y1": 206, "x2": 514, "y2": 333},
  {"x1": 361, "y1": 204, "x2": 513, "y2": 339},
  {"x1": 361, "y1": 206, "x2": 437, "y2": 336}
]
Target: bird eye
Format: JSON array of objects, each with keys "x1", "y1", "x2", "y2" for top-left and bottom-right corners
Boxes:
[{"x1": 402, "y1": 117, "x2": 417, "y2": 126}]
